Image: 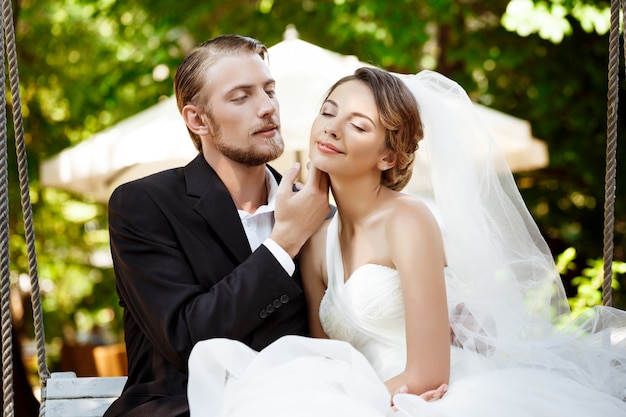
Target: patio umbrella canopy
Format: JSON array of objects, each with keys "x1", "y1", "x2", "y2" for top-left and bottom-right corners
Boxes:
[{"x1": 40, "y1": 31, "x2": 548, "y2": 203}]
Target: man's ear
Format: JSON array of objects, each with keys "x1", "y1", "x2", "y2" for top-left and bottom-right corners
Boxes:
[
  {"x1": 378, "y1": 150, "x2": 397, "y2": 171},
  {"x1": 182, "y1": 104, "x2": 210, "y2": 136}
]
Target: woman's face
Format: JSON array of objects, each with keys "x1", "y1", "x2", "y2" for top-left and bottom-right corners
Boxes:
[{"x1": 309, "y1": 80, "x2": 389, "y2": 178}]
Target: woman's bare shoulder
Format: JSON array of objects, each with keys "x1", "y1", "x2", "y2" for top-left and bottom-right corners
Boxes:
[
  {"x1": 380, "y1": 193, "x2": 445, "y2": 248},
  {"x1": 309, "y1": 216, "x2": 333, "y2": 247},
  {"x1": 390, "y1": 193, "x2": 439, "y2": 223},
  {"x1": 300, "y1": 216, "x2": 333, "y2": 277}
]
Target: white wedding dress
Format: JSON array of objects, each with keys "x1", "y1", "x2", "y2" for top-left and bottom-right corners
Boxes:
[
  {"x1": 188, "y1": 213, "x2": 626, "y2": 416},
  {"x1": 187, "y1": 70, "x2": 626, "y2": 416}
]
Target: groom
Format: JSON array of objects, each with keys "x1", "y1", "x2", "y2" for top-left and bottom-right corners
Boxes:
[{"x1": 104, "y1": 34, "x2": 331, "y2": 416}]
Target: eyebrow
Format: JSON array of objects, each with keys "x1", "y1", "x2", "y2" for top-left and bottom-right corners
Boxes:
[
  {"x1": 226, "y1": 79, "x2": 276, "y2": 94},
  {"x1": 324, "y1": 99, "x2": 377, "y2": 127}
]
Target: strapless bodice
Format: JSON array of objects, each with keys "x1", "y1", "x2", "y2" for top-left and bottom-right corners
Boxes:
[{"x1": 319, "y1": 260, "x2": 408, "y2": 380}]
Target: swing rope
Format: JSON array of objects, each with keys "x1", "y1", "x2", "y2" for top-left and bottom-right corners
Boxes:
[
  {"x1": 603, "y1": 0, "x2": 624, "y2": 307},
  {"x1": 0, "y1": 0, "x2": 49, "y2": 416},
  {"x1": 0, "y1": 0, "x2": 14, "y2": 414}
]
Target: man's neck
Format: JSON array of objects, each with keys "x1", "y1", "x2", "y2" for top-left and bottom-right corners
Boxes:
[
  {"x1": 206, "y1": 155, "x2": 268, "y2": 213},
  {"x1": 234, "y1": 170, "x2": 268, "y2": 214}
]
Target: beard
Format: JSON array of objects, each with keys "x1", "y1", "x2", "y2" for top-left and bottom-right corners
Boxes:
[{"x1": 208, "y1": 110, "x2": 284, "y2": 166}]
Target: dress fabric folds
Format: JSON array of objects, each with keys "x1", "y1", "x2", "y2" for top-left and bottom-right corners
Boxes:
[{"x1": 188, "y1": 216, "x2": 626, "y2": 416}]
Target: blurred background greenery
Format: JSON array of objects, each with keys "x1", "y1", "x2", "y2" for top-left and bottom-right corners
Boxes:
[{"x1": 4, "y1": 0, "x2": 624, "y2": 390}]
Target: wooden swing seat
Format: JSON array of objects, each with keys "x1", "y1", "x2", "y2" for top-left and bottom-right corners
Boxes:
[{"x1": 44, "y1": 372, "x2": 127, "y2": 417}]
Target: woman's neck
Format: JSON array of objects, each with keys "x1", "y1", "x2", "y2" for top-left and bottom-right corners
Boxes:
[{"x1": 330, "y1": 175, "x2": 388, "y2": 227}]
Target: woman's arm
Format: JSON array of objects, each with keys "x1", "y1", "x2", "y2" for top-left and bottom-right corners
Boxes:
[
  {"x1": 385, "y1": 198, "x2": 450, "y2": 397},
  {"x1": 300, "y1": 220, "x2": 331, "y2": 338}
]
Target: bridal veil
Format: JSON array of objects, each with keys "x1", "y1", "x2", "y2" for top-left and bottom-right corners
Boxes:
[{"x1": 398, "y1": 70, "x2": 626, "y2": 399}]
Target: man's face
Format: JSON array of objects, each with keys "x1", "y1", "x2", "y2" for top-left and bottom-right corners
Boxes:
[{"x1": 202, "y1": 53, "x2": 284, "y2": 166}]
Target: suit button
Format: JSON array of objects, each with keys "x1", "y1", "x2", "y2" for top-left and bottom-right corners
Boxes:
[
  {"x1": 266, "y1": 304, "x2": 275, "y2": 314},
  {"x1": 273, "y1": 299, "x2": 282, "y2": 308},
  {"x1": 259, "y1": 309, "x2": 268, "y2": 319},
  {"x1": 280, "y1": 295, "x2": 289, "y2": 303}
]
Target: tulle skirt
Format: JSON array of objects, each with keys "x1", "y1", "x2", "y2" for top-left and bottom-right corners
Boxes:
[{"x1": 187, "y1": 335, "x2": 626, "y2": 417}]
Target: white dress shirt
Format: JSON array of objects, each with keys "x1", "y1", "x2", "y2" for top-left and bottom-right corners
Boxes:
[{"x1": 237, "y1": 168, "x2": 295, "y2": 276}]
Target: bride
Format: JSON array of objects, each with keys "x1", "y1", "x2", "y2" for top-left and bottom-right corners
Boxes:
[{"x1": 187, "y1": 68, "x2": 626, "y2": 416}]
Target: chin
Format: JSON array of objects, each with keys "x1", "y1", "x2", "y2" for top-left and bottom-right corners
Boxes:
[
  {"x1": 308, "y1": 153, "x2": 323, "y2": 167},
  {"x1": 309, "y1": 158, "x2": 332, "y2": 175}
]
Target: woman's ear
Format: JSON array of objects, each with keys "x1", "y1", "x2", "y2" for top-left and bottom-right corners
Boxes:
[
  {"x1": 378, "y1": 150, "x2": 397, "y2": 171},
  {"x1": 182, "y1": 104, "x2": 210, "y2": 136}
]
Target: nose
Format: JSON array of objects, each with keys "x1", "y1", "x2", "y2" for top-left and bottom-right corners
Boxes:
[
  {"x1": 258, "y1": 92, "x2": 278, "y2": 118},
  {"x1": 324, "y1": 123, "x2": 338, "y2": 139}
]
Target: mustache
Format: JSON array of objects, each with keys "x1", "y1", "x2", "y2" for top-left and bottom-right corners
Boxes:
[{"x1": 252, "y1": 119, "x2": 280, "y2": 134}]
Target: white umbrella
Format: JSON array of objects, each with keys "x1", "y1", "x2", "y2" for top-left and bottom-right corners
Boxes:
[
  {"x1": 40, "y1": 97, "x2": 195, "y2": 203},
  {"x1": 40, "y1": 34, "x2": 548, "y2": 203}
]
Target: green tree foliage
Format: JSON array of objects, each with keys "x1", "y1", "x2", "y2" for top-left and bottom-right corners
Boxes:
[
  {"x1": 556, "y1": 246, "x2": 625, "y2": 316},
  {"x1": 4, "y1": 0, "x2": 624, "y2": 371}
]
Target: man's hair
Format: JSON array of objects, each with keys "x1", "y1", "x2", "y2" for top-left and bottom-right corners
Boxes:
[{"x1": 174, "y1": 35, "x2": 268, "y2": 151}]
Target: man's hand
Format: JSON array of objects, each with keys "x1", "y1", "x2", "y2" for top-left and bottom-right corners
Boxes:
[
  {"x1": 271, "y1": 163, "x2": 330, "y2": 258},
  {"x1": 449, "y1": 303, "x2": 496, "y2": 355}
]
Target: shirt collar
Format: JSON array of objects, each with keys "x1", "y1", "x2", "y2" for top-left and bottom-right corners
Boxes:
[{"x1": 264, "y1": 166, "x2": 278, "y2": 211}]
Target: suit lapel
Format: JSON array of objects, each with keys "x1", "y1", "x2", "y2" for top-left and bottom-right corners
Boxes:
[{"x1": 184, "y1": 155, "x2": 251, "y2": 264}]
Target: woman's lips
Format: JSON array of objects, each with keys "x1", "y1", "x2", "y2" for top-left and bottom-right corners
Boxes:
[{"x1": 317, "y1": 141, "x2": 342, "y2": 154}]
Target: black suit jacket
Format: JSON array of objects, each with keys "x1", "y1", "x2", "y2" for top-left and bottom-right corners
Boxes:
[{"x1": 104, "y1": 155, "x2": 308, "y2": 417}]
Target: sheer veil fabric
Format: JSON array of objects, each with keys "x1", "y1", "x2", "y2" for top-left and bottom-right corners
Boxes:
[
  {"x1": 187, "y1": 70, "x2": 626, "y2": 416},
  {"x1": 398, "y1": 70, "x2": 626, "y2": 398}
]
